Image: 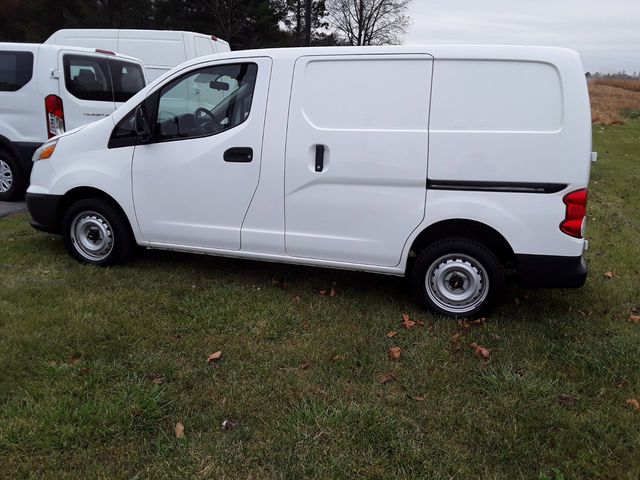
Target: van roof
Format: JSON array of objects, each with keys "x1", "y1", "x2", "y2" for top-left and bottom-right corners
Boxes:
[
  {"x1": 0, "y1": 42, "x2": 145, "y2": 64},
  {"x1": 179, "y1": 44, "x2": 580, "y2": 67}
]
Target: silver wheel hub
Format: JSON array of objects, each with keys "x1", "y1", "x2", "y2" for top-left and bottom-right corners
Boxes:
[
  {"x1": 0, "y1": 159, "x2": 13, "y2": 193},
  {"x1": 425, "y1": 254, "x2": 489, "y2": 314},
  {"x1": 70, "y1": 211, "x2": 114, "y2": 261}
]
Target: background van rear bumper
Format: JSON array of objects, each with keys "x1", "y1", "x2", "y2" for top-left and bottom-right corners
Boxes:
[{"x1": 516, "y1": 254, "x2": 587, "y2": 288}]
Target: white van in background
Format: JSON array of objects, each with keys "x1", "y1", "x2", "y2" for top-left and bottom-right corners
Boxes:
[
  {"x1": 45, "y1": 29, "x2": 231, "y2": 81},
  {"x1": 26, "y1": 46, "x2": 593, "y2": 317},
  {"x1": 0, "y1": 43, "x2": 146, "y2": 200}
]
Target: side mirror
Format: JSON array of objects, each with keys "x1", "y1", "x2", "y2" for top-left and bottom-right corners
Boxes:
[{"x1": 134, "y1": 105, "x2": 152, "y2": 142}]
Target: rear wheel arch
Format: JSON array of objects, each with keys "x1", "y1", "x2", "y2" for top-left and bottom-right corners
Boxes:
[{"x1": 407, "y1": 219, "x2": 516, "y2": 272}]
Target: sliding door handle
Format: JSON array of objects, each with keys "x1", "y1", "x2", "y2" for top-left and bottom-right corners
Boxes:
[
  {"x1": 224, "y1": 147, "x2": 253, "y2": 163},
  {"x1": 315, "y1": 145, "x2": 325, "y2": 172}
]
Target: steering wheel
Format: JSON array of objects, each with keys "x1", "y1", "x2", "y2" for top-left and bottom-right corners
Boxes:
[{"x1": 194, "y1": 107, "x2": 218, "y2": 133}]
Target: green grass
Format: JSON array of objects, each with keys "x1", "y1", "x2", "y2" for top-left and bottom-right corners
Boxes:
[{"x1": 1, "y1": 121, "x2": 640, "y2": 479}]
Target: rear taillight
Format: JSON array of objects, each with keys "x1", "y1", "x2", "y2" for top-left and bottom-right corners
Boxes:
[
  {"x1": 560, "y1": 189, "x2": 588, "y2": 238},
  {"x1": 45, "y1": 94, "x2": 65, "y2": 139}
]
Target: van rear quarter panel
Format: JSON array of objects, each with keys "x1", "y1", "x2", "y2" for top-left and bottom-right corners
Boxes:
[{"x1": 428, "y1": 51, "x2": 591, "y2": 187}]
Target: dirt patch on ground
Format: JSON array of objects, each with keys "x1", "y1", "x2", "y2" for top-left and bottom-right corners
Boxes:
[{"x1": 589, "y1": 80, "x2": 640, "y2": 125}]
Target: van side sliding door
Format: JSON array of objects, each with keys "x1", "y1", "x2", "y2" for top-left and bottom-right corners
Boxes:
[{"x1": 284, "y1": 54, "x2": 433, "y2": 267}]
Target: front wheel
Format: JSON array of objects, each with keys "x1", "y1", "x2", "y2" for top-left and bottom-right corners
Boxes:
[
  {"x1": 63, "y1": 198, "x2": 135, "y2": 266},
  {"x1": 411, "y1": 238, "x2": 504, "y2": 318}
]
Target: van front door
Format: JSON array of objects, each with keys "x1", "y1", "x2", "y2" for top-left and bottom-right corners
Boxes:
[
  {"x1": 284, "y1": 54, "x2": 433, "y2": 267},
  {"x1": 58, "y1": 51, "x2": 115, "y2": 130},
  {"x1": 132, "y1": 58, "x2": 271, "y2": 250}
]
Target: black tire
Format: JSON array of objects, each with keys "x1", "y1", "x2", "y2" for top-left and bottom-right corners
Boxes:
[
  {"x1": 0, "y1": 149, "x2": 27, "y2": 201},
  {"x1": 62, "y1": 198, "x2": 135, "y2": 266},
  {"x1": 410, "y1": 237, "x2": 505, "y2": 318}
]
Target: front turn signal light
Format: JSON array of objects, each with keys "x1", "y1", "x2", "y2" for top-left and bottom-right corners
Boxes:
[{"x1": 32, "y1": 140, "x2": 58, "y2": 162}]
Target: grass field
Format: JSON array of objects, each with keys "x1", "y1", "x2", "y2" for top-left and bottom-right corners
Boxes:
[{"x1": 1, "y1": 121, "x2": 639, "y2": 479}]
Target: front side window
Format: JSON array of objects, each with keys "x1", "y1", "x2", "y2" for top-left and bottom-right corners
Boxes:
[
  {"x1": 109, "y1": 59, "x2": 145, "y2": 102},
  {"x1": 155, "y1": 63, "x2": 258, "y2": 141},
  {"x1": 63, "y1": 55, "x2": 112, "y2": 102},
  {"x1": 0, "y1": 51, "x2": 34, "y2": 92}
]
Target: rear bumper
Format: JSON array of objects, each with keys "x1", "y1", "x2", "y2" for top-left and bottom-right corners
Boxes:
[
  {"x1": 26, "y1": 192, "x2": 62, "y2": 234},
  {"x1": 516, "y1": 254, "x2": 587, "y2": 288}
]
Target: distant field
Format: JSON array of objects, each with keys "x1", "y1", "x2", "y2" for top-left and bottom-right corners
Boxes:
[{"x1": 589, "y1": 79, "x2": 640, "y2": 125}]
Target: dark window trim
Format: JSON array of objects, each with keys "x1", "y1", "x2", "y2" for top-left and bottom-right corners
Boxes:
[
  {"x1": 0, "y1": 50, "x2": 34, "y2": 92},
  {"x1": 426, "y1": 180, "x2": 567, "y2": 194}
]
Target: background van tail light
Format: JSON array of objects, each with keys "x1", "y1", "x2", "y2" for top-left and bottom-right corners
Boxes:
[
  {"x1": 560, "y1": 189, "x2": 588, "y2": 238},
  {"x1": 45, "y1": 94, "x2": 65, "y2": 138}
]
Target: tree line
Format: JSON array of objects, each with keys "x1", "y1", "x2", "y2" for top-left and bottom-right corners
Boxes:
[{"x1": 0, "y1": 0, "x2": 412, "y2": 50}]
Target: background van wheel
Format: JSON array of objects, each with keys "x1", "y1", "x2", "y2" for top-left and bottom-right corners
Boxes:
[
  {"x1": 0, "y1": 150, "x2": 26, "y2": 201},
  {"x1": 411, "y1": 238, "x2": 505, "y2": 318},
  {"x1": 63, "y1": 198, "x2": 135, "y2": 266}
]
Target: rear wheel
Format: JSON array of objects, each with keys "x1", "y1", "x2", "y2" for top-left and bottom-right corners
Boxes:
[
  {"x1": 411, "y1": 238, "x2": 504, "y2": 318},
  {"x1": 0, "y1": 150, "x2": 26, "y2": 201},
  {"x1": 63, "y1": 198, "x2": 135, "y2": 266}
]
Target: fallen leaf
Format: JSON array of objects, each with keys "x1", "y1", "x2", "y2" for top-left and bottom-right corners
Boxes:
[
  {"x1": 416, "y1": 320, "x2": 425, "y2": 326},
  {"x1": 451, "y1": 333, "x2": 462, "y2": 344},
  {"x1": 319, "y1": 289, "x2": 327, "y2": 296},
  {"x1": 490, "y1": 333, "x2": 501, "y2": 340},
  {"x1": 388, "y1": 346, "x2": 401, "y2": 360},
  {"x1": 629, "y1": 315, "x2": 640, "y2": 324},
  {"x1": 470, "y1": 342, "x2": 491, "y2": 359},
  {"x1": 331, "y1": 354, "x2": 344, "y2": 362},
  {"x1": 175, "y1": 422, "x2": 185, "y2": 438},
  {"x1": 616, "y1": 379, "x2": 629, "y2": 388},
  {"x1": 299, "y1": 361, "x2": 311, "y2": 370},
  {"x1": 408, "y1": 394, "x2": 426, "y2": 401},
  {"x1": 206, "y1": 351, "x2": 222, "y2": 363},
  {"x1": 386, "y1": 330, "x2": 397, "y2": 338},
  {"x1": 603, "y1": 271, "x2": 616, "y2": 279},
  {"x1": 152, "y1": 376, "x2": 165, "y2": 385},
  {"x1": 378, "y1": 373, "x2": 395, "y2": 384},
  {"x1": 470, "y1": 318, "x2": 486, "y2": 326},
  {"x1": 458, "y1": 320, "x2": 470, "y2": 329},
  {"x1": 402, "y1": 313, "x2": 416, "y2": 329},
  {"x1": 221, "y1": 419, "x2": 239, "y2": 431},
  {"x1": 514, "y1": 297, "x2": 521, "y2": 305},
  {"x1": 557, "y1": 394, "x2": 578, "y2": 407},
  {"x1": 67, "y1": 354, "x2": 81, "y2": 365},
  {"x1": 329, "y1": 287, "x2": 337, "y2": 297},
  {"x1": 625, "y1": 399, "x2": 640, "y2": 411},
  {"x1": 292, "y1": 296, "x2": 301, "y2": 302}
]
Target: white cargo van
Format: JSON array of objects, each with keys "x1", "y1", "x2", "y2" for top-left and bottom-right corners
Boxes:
[
  {"x1": 45, "y1": 29, "x2": 231, "y2": 81},
  {"x1": 0, "y1": 43, "x2": 146, "y2": 200},
  {"x1": 26, "y1": 46, "x2": 593, "y2": 317}
]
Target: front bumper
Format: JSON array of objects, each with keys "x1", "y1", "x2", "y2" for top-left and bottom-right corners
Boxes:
[
  {"x1": 26, "y1": 193, "x2": 62, "y2": 234},
  {"x1": 516, "y1": 254, "x2": 587, "y2": 288}
]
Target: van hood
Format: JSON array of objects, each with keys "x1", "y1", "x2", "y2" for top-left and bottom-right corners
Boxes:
[{"x1": 53, "y1": 123, "x2": 88, "y2": 140}]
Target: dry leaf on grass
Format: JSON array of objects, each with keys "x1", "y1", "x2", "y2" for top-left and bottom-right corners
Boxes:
[
  {"x1": 206, "y1": 351, "x2": 222, "y2": 363},
  {"x1": 67, "y1": 354, "x2": 81, "y2": 365},
  {"x1": 386, "y1": 330, "x2": 397, "y2": 338},
  {"x1": 629, "y1": 315, "x2": 640, "y2": 324},
  {"x1": 152, "y1": 376, "x2": 165, "y2": 385},
  {"x1": 329, "y1": 287, "x2": 337, "y2": 297},
  {"x1": 388, "y1": 347, "x2": 402, "y2": 360},
  {"x1": 292, "y1": 296, "x2": 301, "y2": 302},
  {"x1": 603, "y1": 271, "x2": 616, "y2": 279},
  {"x1": 222, "y1": 419, "x2": 239, "y2": 431},
  {"x1": 557, "y1": 394, "x2": 578, "y2": 407},
  {"x1": 175, "y1": 422, "x2": 185, "y2": 438},
  {"x1": 378, "y1": 373, "x2": 395, "y2": 385},
  {"x1": 402, "y1": 313, "x2": 416, "y2": 329},
  {"x1": 408, "y1": 394, "x2": 426, "y2": 401},
  {"x1": 331, "y1": 355, "x2": 344, "y2": 362},
  {"x1": 299, "y1": 361, "x2": 311, "y2": 370},
  {"x1": 625, "y1": 399, "x2": 640, "y2": 411},
  {"x1": 470, "y1": 342, "x2": 491, "y2": 359}
]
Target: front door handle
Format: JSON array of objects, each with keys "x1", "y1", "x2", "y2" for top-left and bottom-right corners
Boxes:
[{"x1": 224, "y1": 147, "x2": 253, "y2": 163}]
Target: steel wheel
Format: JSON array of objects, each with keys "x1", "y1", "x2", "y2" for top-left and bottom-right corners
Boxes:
[
  {"x1": 425, "y1": 253, "x2": 489, "y2": 315},
  {"x1": 70, "y1": 210, "x2": 115, "y2": 262},
  {"x1": 0, "y1": 159, "x2": 13, "y2": 193}
]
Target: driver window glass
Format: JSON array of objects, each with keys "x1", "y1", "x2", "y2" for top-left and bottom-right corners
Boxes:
[{"x1": 156, "y1": 63, "x2": 257, "y2": 141}]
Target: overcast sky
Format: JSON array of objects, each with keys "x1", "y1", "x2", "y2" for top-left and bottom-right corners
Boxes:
[{"x1": 406, "y1": 0, "x2": 640, "y2": 73}]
